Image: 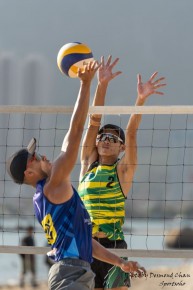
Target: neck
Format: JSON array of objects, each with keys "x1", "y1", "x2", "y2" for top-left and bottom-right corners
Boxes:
[
  {"x1": 98, "y1": 155, "x2": 118, "y2": 165},
  {"x1": 29, "y1": 177, "x2": 46, "y2": 188}
]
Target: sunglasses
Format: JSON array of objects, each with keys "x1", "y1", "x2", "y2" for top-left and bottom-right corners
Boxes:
[
  {"x1": 28, "y1": 152, "x2": 43, "y2": 162},
  {"x1": 96, "y1": 133, "x2": 123, "y2": 144}
]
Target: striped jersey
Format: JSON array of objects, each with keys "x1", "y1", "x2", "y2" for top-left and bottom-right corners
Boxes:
[
  {"x1": 78, "y1": 162, "x2": 126, "y2": 240},
  {"x1": 33, "y1": 179, "x2": 93, "y2": 263}
]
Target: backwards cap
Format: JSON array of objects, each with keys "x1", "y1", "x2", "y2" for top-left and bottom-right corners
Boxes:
[
  {"x1": 98, "y1": 124, "x2": 125, "y2": 144},
  {"x1": 6, "y1": 138, "x2": 36, "y2": 184}
]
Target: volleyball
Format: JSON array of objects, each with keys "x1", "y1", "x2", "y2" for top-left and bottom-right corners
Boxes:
[{"x1": 57, "y1": 42, "x2": 94, "y2": 78}]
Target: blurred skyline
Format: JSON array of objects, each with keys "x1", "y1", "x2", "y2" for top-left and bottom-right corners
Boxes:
[{"x1": 0, "y1": 0, "x2": 193, "y2": 106}]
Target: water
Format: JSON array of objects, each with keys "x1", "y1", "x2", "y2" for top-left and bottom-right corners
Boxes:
[
  {"x1": 123, "y1": 219, "x2": 193, "y2": 271},
  {"x1": 0, "y1": 231, "x2": 49, "y2": 285},
  {"x1": 0, "y1": 218, "x2": 192, "y2": 285}
]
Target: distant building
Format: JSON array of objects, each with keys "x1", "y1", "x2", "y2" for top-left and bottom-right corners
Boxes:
[
  {"x1": 0, "y1": 53, "x2": 17, "y2": 104},
  {"x1": 21, "y1": 54, "x2": 51, "y2": 105}
]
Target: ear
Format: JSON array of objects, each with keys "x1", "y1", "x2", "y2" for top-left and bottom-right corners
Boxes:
[
  {"x1": 119, "y1": 144, "x2": 125, "y2": 153},
  {"x1": 24, "y1": 168, "x2": 35, "y2": 179}
]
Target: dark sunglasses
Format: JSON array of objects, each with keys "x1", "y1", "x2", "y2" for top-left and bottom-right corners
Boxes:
[{"x1": 96, "y1": 133, "x2": 123, "y2": 144}]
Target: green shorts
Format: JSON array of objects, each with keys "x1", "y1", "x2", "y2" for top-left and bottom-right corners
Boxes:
[{"x1": 92, "y1": 238, "x2": 131, "y2": 288}]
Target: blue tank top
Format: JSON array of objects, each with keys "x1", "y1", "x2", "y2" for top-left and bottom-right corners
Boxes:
[{"x1": 33, "y1": 179, "x2": 93, "y2": 263}]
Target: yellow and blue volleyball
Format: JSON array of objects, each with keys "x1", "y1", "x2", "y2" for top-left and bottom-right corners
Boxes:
[{"x1": 57, "y1": 42, "x2": 94, "y2": 78}]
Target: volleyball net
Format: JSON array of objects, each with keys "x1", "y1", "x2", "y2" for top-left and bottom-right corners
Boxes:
[{"x1": 1, "y1": 105, "x2": 193, "y2": 258}]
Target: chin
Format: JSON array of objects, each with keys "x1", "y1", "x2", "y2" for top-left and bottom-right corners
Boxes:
[{"x1": 40, "y1": 170, "x2": 49, "y2": 179}]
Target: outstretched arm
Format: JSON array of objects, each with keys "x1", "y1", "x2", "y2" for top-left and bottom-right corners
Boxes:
[
  {"x1": 118, "y1": 72, "x2": 166, "y2": 196},
  {"x1": 79, "y1": 56, "x2": 122, "y2": 180},
  {"x1": 45, "y1": 61, "x2": 100, "y2": 202},
  {"x1": 92, "y1": 238, "x2": 146, "y2": 277}
]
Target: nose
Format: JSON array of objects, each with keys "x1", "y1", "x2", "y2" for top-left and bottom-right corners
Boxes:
[{"x1": 103, "y1": 137, "x2": 110, "y2": 144}]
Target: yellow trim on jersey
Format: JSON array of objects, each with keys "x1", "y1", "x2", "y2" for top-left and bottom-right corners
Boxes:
[{"x1": 78, "y1": 162, "x2": 126, "y2": 240}]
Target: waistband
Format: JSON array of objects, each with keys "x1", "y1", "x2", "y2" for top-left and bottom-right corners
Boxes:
[
  {"x1": 60, "y1": 258, "x2": 90, "y2": 269},
  {"x1": 94, "y1": 237, "x2": 120, "y2": 243},
  {"x1": 94, "y1": 237, "x2": 126, "y2": 248}
]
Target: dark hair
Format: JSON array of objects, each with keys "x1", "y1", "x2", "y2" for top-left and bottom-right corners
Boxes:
[{"x1": 98, "y1": 124, "x2": 125, "y2": 144}]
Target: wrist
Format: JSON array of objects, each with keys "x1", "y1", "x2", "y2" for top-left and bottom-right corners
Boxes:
[
  {"x1": 117, "y1": 257, "x2": 126, "y2": 268},
  {"x1": 98, "y1": 81, "x2": 109, "y2": 88},
  {"x1": 136, "y1": 96, "x2": 146, "y2": 106},
  {"x1": 89, "y1": 114, "x2": 101, "y2": 127},
  {"x1": 80, "y1": 79, "x2": 92, "y2": 86}
]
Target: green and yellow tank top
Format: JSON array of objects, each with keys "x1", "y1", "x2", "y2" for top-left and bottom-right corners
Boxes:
[{"x1": 78, "y1": 161, "x2": 126, "y2": 240}]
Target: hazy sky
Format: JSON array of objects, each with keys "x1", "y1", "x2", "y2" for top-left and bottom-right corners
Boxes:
[{"x1": 0, "y1": 0, "x2": 193, "y2": 106}]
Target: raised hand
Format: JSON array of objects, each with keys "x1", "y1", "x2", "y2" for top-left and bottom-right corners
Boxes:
[
  {"x1": 98, "y1": 55, "x2": 122, "y2": 85},
  {"x1": 77, "y1": 60, "x2": 101, "y2": 83},
  {"x1": 137, "y1": 71, "x2": 166, "y2": 101}
]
